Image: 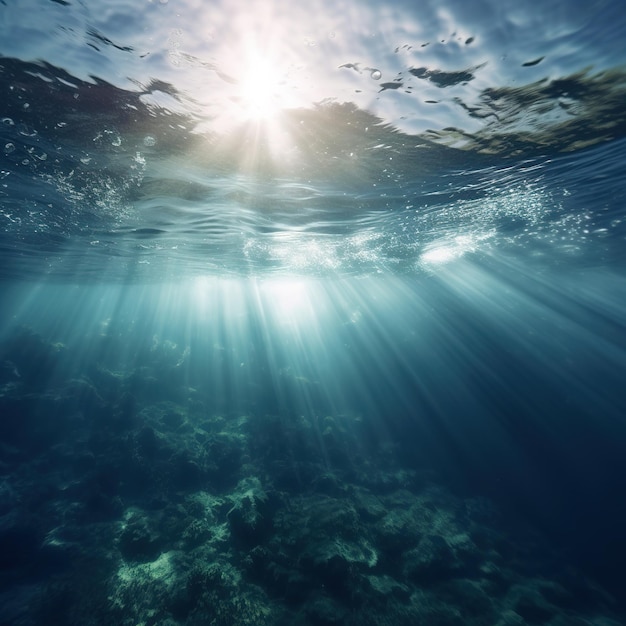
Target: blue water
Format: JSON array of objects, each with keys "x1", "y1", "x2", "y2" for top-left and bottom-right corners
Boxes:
[{"x1": 1, "y1": 1, "x2": 626, "y2": 624}]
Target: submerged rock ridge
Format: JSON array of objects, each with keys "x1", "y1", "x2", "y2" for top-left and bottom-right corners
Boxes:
[{"x1": 0, "y1": 327, "x2": 623, "y2": 625}]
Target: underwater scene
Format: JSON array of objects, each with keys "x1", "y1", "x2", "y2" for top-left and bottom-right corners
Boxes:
[{"x1": 1, "y1": 0, "x2": 626, "y2": 624}]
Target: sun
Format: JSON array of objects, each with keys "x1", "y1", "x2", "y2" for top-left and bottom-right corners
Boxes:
[
  {"x1": 238, "y1": 57, "x2": 285, "y2": 121},
  {"x1": 221, "y1": 47, "x2": 302, "y2": 170},
  {"x1": 189, "y1": 31, "x2": 305, "y2": 168}
]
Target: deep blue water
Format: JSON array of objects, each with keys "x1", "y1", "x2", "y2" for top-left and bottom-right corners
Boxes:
[{"x1": 1, "y1": 1, "x2": 626, "y2": 624}]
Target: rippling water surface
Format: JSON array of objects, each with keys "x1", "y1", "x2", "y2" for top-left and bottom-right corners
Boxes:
[{"x1": 1, "y1": 0, "x2": 625, "y2": 279}]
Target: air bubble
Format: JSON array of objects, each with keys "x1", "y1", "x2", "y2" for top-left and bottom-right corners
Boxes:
[
  {"x1": 370, "y1": 69, "x2": 382, "y2": 80},
  {"x1": 143, "y1": 135, "x2": 156, "y2": 147},
  {"x1": 4, "y1": 143, "x2": 15, "y2": 154},
  {"x1": 18, "y1": 124, "x2": 37, "y2": 137},
  {"x1": 1, "y1": 117, "x2": 14, "y2": 126},
  {"x1": 111, "y1": 135, "x2": 122, "y2": 147}
]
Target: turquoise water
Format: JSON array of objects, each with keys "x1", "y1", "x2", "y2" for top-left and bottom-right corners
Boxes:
[{"x1": 1, "y1": 1, "x2": 626, "y2": 624}]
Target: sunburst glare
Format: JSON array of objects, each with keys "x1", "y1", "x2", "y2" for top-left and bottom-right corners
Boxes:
[{"x1": 238, "y1": 56, "x2": 286, "y2": 121}]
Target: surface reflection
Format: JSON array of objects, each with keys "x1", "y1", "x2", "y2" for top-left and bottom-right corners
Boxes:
[
  {"x1": 2, "y1": 0, "x2": 625, "y2": 139},
  {"x1": 0, "y1": 1, "x2": 625, "y2": 280}
]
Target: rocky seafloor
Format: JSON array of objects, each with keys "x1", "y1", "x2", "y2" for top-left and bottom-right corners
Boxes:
[{"x1": 0, "y1": 327, "x2": 623, "y2": 626}]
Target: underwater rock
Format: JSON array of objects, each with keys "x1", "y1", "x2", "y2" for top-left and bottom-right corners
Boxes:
[
  {"x1": 509, "y1": 585, "x2": 557, "y2": 623},
  {"x1": 375, "y1": 505, "x2": 427, "y2": 556},
  {"x1": 204, "y1": 432, "x2": 245, "y2": 490},
  {"x1": 135, "y1": 425, "x2": 160, "y2": 459},
  {"x1": 227, "y1": 477, "x2": 274, "y2": 549},
  {"x1": 304, "y1": 594, "x2": 348, "y2": 625},
  {"x1": 56, "y1": 378, "x2": 105, "y2": 415},
  {"x1": 404, "y1": 589, "x2": 465, "y2": 626},
  {"x1": 437, "y1": 578, "x2": 496, "y2": 622},
  {"x1": 365, "y1": 574, "x2": 411, "y2": 603},
  {"x1": 0, "y1": 327, "x2": 66, "y2": 388},
  {"x1": 0, "y1": 327, "x2": 623, "y2": 626},
  {"x1": 181, "y1": 561, "x2": 278, "y2": 626},
  {"x1": 495, "y1": 610, "x2": 527, "y2": 626},
  {"x1": 160, "y1": 408, "x2": 186, "y2": 431},
  {"x1": 352, "y1": 488, "x2": 387, "y2": 521},
  {"x1": 170, "y1": 452, "x2": 204, "y2": 490},
  {"x1": 118, "y1": 510, "x2": 163, "y2": 562},
  {"x1": 38, "y1": 529, "x2": 80, "y2": 572},
  {"x1": 250, "y1": 492, "x2": 379, "y2": 608},
  {"x1": 402, "y1": 533, "x2": 458, "y2": 582},
  {"x1": 110, "y1": 391, "x2": 139, "y2": 431}
]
